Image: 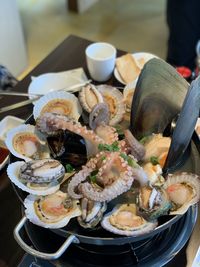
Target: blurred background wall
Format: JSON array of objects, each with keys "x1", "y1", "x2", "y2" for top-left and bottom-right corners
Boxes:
[{"x1": 2, "y1": 0, "x2": 167, "y2": 79}]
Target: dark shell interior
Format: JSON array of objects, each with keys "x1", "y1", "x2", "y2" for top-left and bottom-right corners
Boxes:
[
  {"x1": 47, "y1": 130, "x2": 87, "y2": 168},
  {"x1": 130, "y1": 58, "x2": 189, "y2": 139}
]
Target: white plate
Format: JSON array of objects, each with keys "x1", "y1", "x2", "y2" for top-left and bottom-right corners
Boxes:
[
  {"x1": 28, "y1": 68, "x2": 88, "y2": 100},
  {"x1": 114, "y1": 52, "x2": 158, "y2": 85}
]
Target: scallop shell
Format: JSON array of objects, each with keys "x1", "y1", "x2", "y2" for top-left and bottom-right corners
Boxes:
[
  {"x1": 123, "y1": 80, "x2": 137, "y2": 112},
  {"x1": 7, "y1": 161, "x2": 60, "y2": 195},
  {"x1": 97, "y1": 85, "x2": 125, "y2": 126},
  {"x1": 33, "y1": 91, "x2": 82, "y2": 121},
  {"x1": 5, "y1": 124, "x2": 50, "y2": 162},
  {"x1": 163, "y1": 172, "x2": 200, "y2": 215},
  {"x1": 79, "y1": 84, "x2": 104, "y2": 113},
  {"x1": 24, "y1": 191, "x2": 81, "y2": 228},
  {"x1": 101, "y1": 204, "x2": 157, "y2": 236}
]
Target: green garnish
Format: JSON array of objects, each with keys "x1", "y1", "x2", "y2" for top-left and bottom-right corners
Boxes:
[
  {"x1": 120, "y1": 153, "x2": 139, "y2": 168},
  {"x1": 114, "y1": 125, "x2": 125, "y2": 139},
  {"x1": 88, "y1": 170, "x2": 98, "y2": 183},
  {"x1": 139, "y1": 136, "x2": 150, "y2": 145},
  {"x1": 65, "y1": 164, "x2": 75, "y2": 173},
  {"x1": 101, "y1": 156, "x2": 106, "y2": 161},
  {"x1": 98, "y1": 141, "x2": 120, "y2": 152},
  {"x1": 150, "y1": 156, "x2": 159, "y2": 165}
]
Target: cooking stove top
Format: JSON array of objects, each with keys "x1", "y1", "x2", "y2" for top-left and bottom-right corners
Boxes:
[{"x1": 18, "y1": 205, "x2": 197, "y2": 267}]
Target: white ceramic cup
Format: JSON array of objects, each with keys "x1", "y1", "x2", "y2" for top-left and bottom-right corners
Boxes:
[{"x1": 85, "y1": 42, "x2": 117, "y2": 82}]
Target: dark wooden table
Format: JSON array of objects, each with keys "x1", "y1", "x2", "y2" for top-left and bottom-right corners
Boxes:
[{"x1": 0, "y1": 35, "x2": 199, "y2": 267}]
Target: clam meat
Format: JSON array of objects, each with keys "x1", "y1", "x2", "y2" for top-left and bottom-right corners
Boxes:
[
  {"x1": 137, "y1": 186, "x2": 171, "y2": 220},
  {"x1": 19, "y1": 159, "x2": 65, "y2": 184},
  {"x1": 24, "y1": 191, "x2": 81, "y2": 228},
  {"x1": 7, "y1": 159, "x2": 65, "y2": 195},
  {"x1": 163, "y1": 172, "x2": 200, "y2": 215},
  {"x1": 79, "y1": 84, "x2": 104, "y2": 113},
  {"x1": 5, "y1": 124, "x2": 50, "y2": 162},
  {"x1": 101, "y1": 204, "x2": 157, "y2": 236},
  {"x1": 78, "y1": 198, "x2": 107, "y2": 228},
  {"x1": 97, "y1": 85, "x2": 125, "y2": 126}
]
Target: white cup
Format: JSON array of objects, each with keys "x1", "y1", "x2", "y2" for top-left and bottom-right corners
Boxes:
[{"x1": 85, "y1": 42, "x2": 117, "y2": 82}]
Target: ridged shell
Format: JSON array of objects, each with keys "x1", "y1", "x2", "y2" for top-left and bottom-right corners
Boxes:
[
  {"x1": 101, "y1": 204, "x2": 157, "y2": 236},
  {"x1": 7, "y1": 161, "x2": 60, "y2": 195},
  {"x1": 33, "y1": 91, "x2": 82, "y2": 121},
  {"x1": 79, "y1": 84, "x2": 104, "y2": 113},
  {"x1": 163, "y1": 172, "x2": 200, "y2": 215},
  {"x1": 138, "y1": 186, "x2": 172, "y2": 220},
  {"x1": 97, "y1": 85, "x2": 125, "y2": 126},
  {"x1": 123, "y1": 80, "x2": 137, "y2": 112},
  {"x1": 19, "y1": 159, "x2": 65, "y2": 183},
  {"x1": 78, "y1": 198, "x2": 107, "y2": 228},
  {"x1": 24, "y1": 191, "x2": 81, "y2": 228},
  {"x1": 5, "y1": 124, "x2": 50, "y2": 162}
]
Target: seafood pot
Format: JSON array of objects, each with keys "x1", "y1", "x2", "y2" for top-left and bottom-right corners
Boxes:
[
  {"x1": 12, "y1": 115, "x2": 200, "y2": 265},
  {"x1": 11, "y1": 59, "x2": 200, "y2": 265}
]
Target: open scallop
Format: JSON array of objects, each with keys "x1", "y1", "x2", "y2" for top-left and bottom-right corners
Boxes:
[
  {"x1": 24, "y1": 191, "x2": 81, "y2": 228},
  {"x1": 33, "y1": 91, "x2": 82, "y2": 121},
  {"x1": 7, "y1": 159, "x2": 65, "y2": 195},
  {"x1": 5, "y1": 124, "x2": 50, "y2": 162},
  {"x1": 163, "y1": 172, "x2": 200, "y2": 215},
  {"x1": 97, "y1": 85, "x2": 125, "y2": 126},
  {"x1": 101, "y1": 204, "x2": 157, "y2": 236}
]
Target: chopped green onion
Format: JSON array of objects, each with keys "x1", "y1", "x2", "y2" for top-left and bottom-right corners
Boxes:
[
  {"x1": 139, "y1": 136, "x2": 150, "y2": 145},
  {"x1": 101, "y1": 156, "x2": 106, "y2": 161},
  {"x1": 88, "y1": 170, "x2": 98, "y2": 183},
  {"x1": 120, "y1": 153, "x2": 138, "y2": 168},
  {"x1": 65, "y1": 164, "x2": 75, "y2": 173},
  {"x1": 150, "y1": 156, "x2": 159, "y2": 165},
  {"x1": 98, "y1": 141, "x2": 120, "y2": 152}
]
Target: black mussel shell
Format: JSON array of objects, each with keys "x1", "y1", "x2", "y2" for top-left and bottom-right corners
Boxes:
[
  {"x1": 130, "y1": 58, "x2": 189, "y2": 139},
  {"x1": 47, "y1": 130, "x2": 87, "y2": 167}
]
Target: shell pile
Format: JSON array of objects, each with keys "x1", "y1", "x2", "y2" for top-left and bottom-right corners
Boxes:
[{"x1": 5, "y1": 82, "x2": 200, "y2": 235}]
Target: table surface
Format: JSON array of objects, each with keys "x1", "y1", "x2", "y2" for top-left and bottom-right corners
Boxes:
[{"x1": 0, "y1": 35, "x2": 199, "y2": 267}]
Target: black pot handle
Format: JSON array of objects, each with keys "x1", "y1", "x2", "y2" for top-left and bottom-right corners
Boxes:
[{"x1": 14, "y1": 216, "x2": 80, "y2": 260}]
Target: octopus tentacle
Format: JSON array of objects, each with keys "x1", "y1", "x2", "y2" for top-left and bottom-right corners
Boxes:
[
  {"x1": 80, "y1": 177, "x2": 133, "y2": 202},
  {"x1": 95, "y1": 124, "x2": 119, "y2": 145},
  {"x1": 36, "y1": 112, "x2": 105, "y2": 145},
  {"x1": 80, "y1": 152, "x2": 134, "y2": 202},
  {"x1": 124, "y1": 129, "x2": 145, "y2": 161},
  {"x1": 67, "y1": 166, "x2": 92, "y2": 199}
]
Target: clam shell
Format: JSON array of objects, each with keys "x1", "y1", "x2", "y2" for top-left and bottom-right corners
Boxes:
[
  {"x1": 130, "y1": 58, "x2": 189, "y2": 139},
  {"x1": 163, "y1": 172, "x2": 200, "y2": 215},
  {"x1": 24, "y1": 191, "x2": 81, "y2": 228},
  {"x1": 33, "y1": 91, "x2": 82, "y2": 121},
  {"x1": 79, "y1": 84, "x2": 104, "y2": 113},
  {"x1": 7, "y1": 161, "x2": 60, "y2": 195},
  {"x1": 5, "y1": 124, "x2": 50, "y2": 162},
  {"x1": 101, "y1": 204, "x2": 157, "y2": 236},
  {"x1": 97, "y1": 85, "x2": 125, "y2": 126},
  {"x1": 123, "y1": 80, "x2": 137, "y2": 112}
]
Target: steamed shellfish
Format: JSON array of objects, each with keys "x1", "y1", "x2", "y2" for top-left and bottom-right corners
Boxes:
[
  {"x1": 137, "y1": 186, "x2": 171, "y2": 220},
  {"x1": 79, "y1": 84, "x2": 104, "y2": 113},
  {"x1": 78, "y1": 198, "x2": 107, "y2": 228},
  {"x1": 33, "y1": 91, "x2": 82, "y2": 121},
  {"x1": 163, "y1": 172, "x2": 200, "y2": 215},
  {"x1": 101, "y1": 204, "x2": 157, "y2": 236},
  {"x1": 7, "y1": 159, "x2": 65, "y2": 195},
  {"x1": 24, "y1": 191, "x2": 81, "y2": 228},
  {"x1": 5, "y1": 124, "x2": 50, "y2": 161},
  {"x1": 97, "y1": 85, "x2": 125, "y2": 126}
]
